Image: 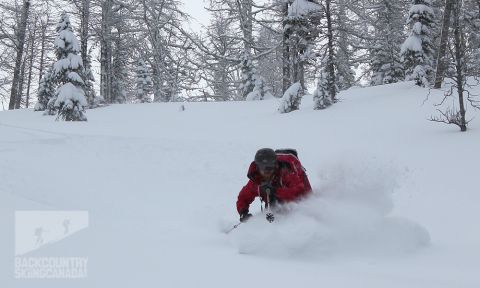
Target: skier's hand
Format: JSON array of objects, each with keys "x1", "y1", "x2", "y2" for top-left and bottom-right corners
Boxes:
[
  {"x1": 260, "y1": 183, "x2": 277, "y2": 201},
  {"x1": 266, "y1": 212, "x2": 275, "y2": 223},
  {"x1": 239, "y1": 210, "x2": 252, "y2": 223}
]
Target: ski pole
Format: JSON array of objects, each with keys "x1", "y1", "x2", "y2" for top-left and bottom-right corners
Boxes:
[
  {"x1": 225, "y1": 222, "x2": 242, "y2": 234},
  {"x1": 265, "y1": 187, "x2": 275, "y2": 223}
]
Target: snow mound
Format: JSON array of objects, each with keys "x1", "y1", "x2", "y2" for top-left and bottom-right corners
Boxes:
[{"x1": 228, "y1": 157, "x2": 430, "y2": 259}]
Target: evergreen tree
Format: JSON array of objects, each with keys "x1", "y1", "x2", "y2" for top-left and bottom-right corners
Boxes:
[
  {"x1": 52, "y1": 13, "x2": 87, "y2": 121},
  {"x1": 246, "y1": 75, "x2": 274, "y2": 101},
  {"x1": 284, "y1": 0, "x2": 322, "y2": 90},
  {"x1": 34, "y1": 69, "x2": 55, "y2": 112},
  {"x1": 313, "y1": 68, "x2": 333, "y2": 110},
  {"x1": 83, "y1": 54, "x2": 98, "y2": 107},
  {"x1": 239, "y1": 53, "x2": 257, "y2": 99},
  {"x1": 370, "y1": 0, "x2": 405, "y2": 85},
  {"x1": 401, "y1": 0, "x2": 436, "y2": 87},
  {"x1": 279, "y1": 82, "x2": 303, "y2": 113},
  {"x1": 136, "y1": 59, "x2": 153, "y2": 103},
  {"x1": 44, "y1": 69, "x2": 58, "y2": 116}
]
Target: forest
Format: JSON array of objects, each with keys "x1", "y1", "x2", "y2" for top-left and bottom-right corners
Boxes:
[{"x1": 0, "y1": 0, "x2": 479, "y2": 128}]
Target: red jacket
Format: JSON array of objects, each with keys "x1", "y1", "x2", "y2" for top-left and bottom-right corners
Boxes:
[{"x1": 236, "y1": 154, "x2": 312, "y2": 214}]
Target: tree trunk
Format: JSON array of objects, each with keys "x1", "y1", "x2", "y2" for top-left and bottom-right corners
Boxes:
[
  {"x1": 325, "y1": 0, "x2": 337, "y2": 101},
  {"x1": 80, "y1": 0, "x2": 95, "y2": 106},
  {"x1": 16, "y1": 55, "x2": 27, "y2": 109},
  {"x1": 282, "y1": 2, "x2": 291, "y2": 93},
  {"x1": 80, "y1": 0, "x2": 90, "y2": 67},
  {"x1": 434, "y1": 0, "x2": 454, "y2": 89},
  {"x1": 237, "y1": 0, "x2": 255, "y2": 97},
  {"x1": 8, "y1": 0, "x2": 31, "y2": 110},
  {"x1": 25, "y1": 23, "x2": 36, "y2": 108},
  {"x1": 291, "y1": 43, "x2": 298, "y2": 84},
  {"x1": 452, "y1": 1, "x2": 466, "y2": 131},
  {"x1": 299, "y1": 60, "x2": 305, "y2": 89},
  {"x1": 336, "y1": 0, "x2": 353, "y2": 90},
  {"x1": 100, "y1": 0, "x2": 113, "y2": 103},
  {"x1": 239, "y1": 0, "x2": 253, "y2": 55},
  {"x1": 38, "y1": 17, "x2": 48, "y2": 83}
]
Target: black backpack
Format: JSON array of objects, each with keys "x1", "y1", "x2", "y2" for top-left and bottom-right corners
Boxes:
[{"x1": 275, "y1": 148, "x2": 298, "y2": 158}]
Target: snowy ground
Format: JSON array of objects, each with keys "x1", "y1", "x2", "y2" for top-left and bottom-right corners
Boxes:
[{"x1": 1, "y1": 82, "x2": 479, "y2": 287}]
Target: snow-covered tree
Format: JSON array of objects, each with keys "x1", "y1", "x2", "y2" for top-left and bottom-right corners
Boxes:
[
  {"x1": 279, "y1": 82, "x2": 303, "y2": 113},
  {"x1": 83, "y1": 54, "x2": 99, "y2": 107},
  {"x1": 284, "y1": 0, "x2": 322, "y2": 90},
  {"x1": 313, "y1": 68, "x2": 333, "y2": 110},
  {"x1": 136, "y1": 58, "x2": 153, "y2": 103},
  {"x1": 335, "y1": 0, "x2": 355, "y2": 90},
  {"x1": 139, "y1": 0, "x2": 190, "y2": 103},
  {"x1": 99, "y1": 0, "x2": 114, "y2": 103},
  {"x1": 52, "y1": 13, "x2": 87, "y2": 121},
  {"x1": 35, "y1": 5, "x2": 56, "y2": 98},
  {"x1": 430, "y1": 0, "x2": 480, "y2": 132},
  {"x1": 401, "y1": 0, "x2": 436, "y2": 87},
  {"x1": 44, "y1": 97, "x2": 57, "y2": 115},
  {"x1": 111, "y1": 27, "x2": 128, "y2": 104},
  {"x1": 7, "y1": 0, "x2": 31, "y2": 110},
  {"x1": 256, "y1": 25, "x2": 283, "y2": 97},
  {"x1": 200, "y1": 5, "x2": 242, "y2": 100},
  {"x1": 463, "y1": 0, "x2": 480, "y2": 77},
  {"x1": 246, "y1": 75, "x2": 274, "y2": 101},
  {"x1": 65, "y1": 0, "x2": 97, "y2": 107},
  {"x1": 370, "y1": 0, "x2": 405, "y2": 85},
  {"x1": 324, "y1": 0, "x2": 338, "y2": 102},
  {"x1": 233, "y1": 0, "x2": 256, "y2": 97},
  {"x1": 34, "y1": 69, "x2": 55, "y2": 112},
  {"x1": 239, "y1": 53, "x2": 257, "y2": 99},
  {"x1": 111, "y1": 64, "x2": 127, "y2": 104},
  {"x1": 434, "y1": 0, "x2": 480, "y2": 89},
  {"x1": 433, "y1": 0, "x2": 454, "y2": 88}
]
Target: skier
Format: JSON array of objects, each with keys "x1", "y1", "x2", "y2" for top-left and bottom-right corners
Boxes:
[{"x1": 236, "y1": 148, "x2": 312, "y2": 222}]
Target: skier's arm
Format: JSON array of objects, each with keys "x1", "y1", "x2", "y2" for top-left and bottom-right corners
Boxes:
[
  {"x1": 236, "y1": 180, "x2": 258, "y2": 214},
  {"x1": 276, "y1": 172, "x2": 306, "y2": 201}
]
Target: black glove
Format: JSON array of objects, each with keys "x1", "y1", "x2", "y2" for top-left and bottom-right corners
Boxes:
[
  {"x1": 260, "y1": 183, "x2": 277, "y2": 203},
  {"x1": 239, "y1": 210, "x2": 252, "y2": 223},
  {"x1": 266, "y1": 212, "x2": 275, "y2": 223}
]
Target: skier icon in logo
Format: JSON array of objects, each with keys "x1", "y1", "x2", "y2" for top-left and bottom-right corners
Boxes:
[
  {"x1": 63, "y1": 219, "x2": 71, "y2": 235},
  {"x1": 34, "y1": 227, "x2": 44, "y2": 245}
]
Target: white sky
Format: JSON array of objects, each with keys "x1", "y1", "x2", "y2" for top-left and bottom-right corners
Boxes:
[{"x1": 182, "y1": 0, "x2": 211, "y2": 32}]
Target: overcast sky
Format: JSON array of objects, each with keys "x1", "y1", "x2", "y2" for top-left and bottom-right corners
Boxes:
[{"x1": 182, "y1": 0, "x2": 211, "y2": 32}]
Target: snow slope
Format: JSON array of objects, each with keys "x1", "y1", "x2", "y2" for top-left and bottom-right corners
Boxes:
[{"x1": 1, "y1": 82, "x2": 479, "y2": 287}]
